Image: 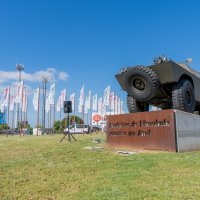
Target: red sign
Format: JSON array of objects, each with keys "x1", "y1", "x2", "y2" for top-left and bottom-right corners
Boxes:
[{"x1": 93, "y1": 114, "x2": 102, "y2": 122}]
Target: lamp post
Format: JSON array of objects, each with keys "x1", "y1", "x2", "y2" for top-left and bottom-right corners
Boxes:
[
  {"x1": 16, "y1": 64, "x2": 24, "y2": 82},
  {"x1": 16, "y1": 64, "x2": 24, "y2": 135}
]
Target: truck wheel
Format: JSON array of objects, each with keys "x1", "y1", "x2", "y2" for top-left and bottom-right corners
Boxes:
[
  {"x1": 124, "y1": 66, "x2": 159, "y2": 101},
  {"x1": 127, "y1": 95, "x2": 149, "y2": 113},
  {"x1": 172, "y1": 80, "x2": 195, "y2": 113}
]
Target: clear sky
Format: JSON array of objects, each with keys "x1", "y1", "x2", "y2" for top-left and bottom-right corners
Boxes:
[{"x1": 1, "y1": 0, "x2": 200, "y2": 127}]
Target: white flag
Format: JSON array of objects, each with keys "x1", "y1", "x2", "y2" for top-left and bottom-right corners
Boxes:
[
  {"x1": 120, "y1": 100, "x2": 123, "y2": 114},
  {"x1": 1, "y1": 87, "x2": 10, "y2": 106},
  {"x1": 9, "y1": 95, "x2": 15, "y2": 111},
  {"x1": 70, "y1": 93, "x2": 75, "y2": 111},
  {"x1": 45, "y1": 94, "x2": 50, "y2": 113},
  {"x1": 56, "y1": 95, "x2": 62, "y2": 112},
  {"x1": 98, "y1": 97, "x2": 102, "y2": 114},
  {"x1": 103, "y1": 85, "x2": 110, "y2": 106},
  {"x1": 22, "y1": 89, "x2": 27, "y2": 112},
  {"x1": 60, "y1": 88, "x2": 66, "y2": 108},
  {"x1": 114, "y1": 96, "x2": 118, "y2": 114},
  {"x1": 33, "y1": 87, "x2": 40, "y2": 111},
  {"x1": 84, "y1": 92, "x2": 91, "y2": 114},
  {"x1": 117, "y1": 97, "x2": 121, "y2": 114},
  {"x1": 110, "y1": 91, "x2": 115, "y2": 111},
  {"x1": 49, "y1": 83, "x2": 55, "y2": 105},
  {"x1": 15, "y1": 81, "x2": 24, "y2": 104},
  {"x1": 1, "y1": 104, "x2": 4, "y2": 113},
  {"x1": 78, "y1": 85, "x2": 84, "y2": 113},
  {"x1": 92, "y1": 94, "x2": 97, "y2": 111}
]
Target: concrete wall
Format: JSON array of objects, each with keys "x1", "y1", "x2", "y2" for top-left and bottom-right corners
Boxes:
[{"x1": 175, "y1": 110, "x2": 200, "y2": 152}]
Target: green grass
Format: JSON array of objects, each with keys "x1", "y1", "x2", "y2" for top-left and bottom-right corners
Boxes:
[{"x1": 0, "y1": 134, "x2": 200, "y2": 200}]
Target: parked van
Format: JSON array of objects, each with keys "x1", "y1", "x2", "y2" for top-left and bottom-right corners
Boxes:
[{"x1": 64, "y1": 124, "x2": 90, "y2": 134}]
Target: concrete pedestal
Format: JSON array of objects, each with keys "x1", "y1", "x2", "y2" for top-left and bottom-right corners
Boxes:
[{"x1": 106, "y1": 109, "x2": 200, "y2": 152}]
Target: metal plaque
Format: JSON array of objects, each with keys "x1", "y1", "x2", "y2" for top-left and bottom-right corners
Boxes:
[{"x1": 106, "y1": 109, "x2": 176, "y2": 152}]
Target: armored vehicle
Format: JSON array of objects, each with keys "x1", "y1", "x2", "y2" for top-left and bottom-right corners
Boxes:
[{"x1": 116, "y1": 56, "x2": 200, "y2": 113}]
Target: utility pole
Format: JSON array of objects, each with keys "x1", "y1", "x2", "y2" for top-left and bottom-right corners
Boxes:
[
  {"x1": 16, "y1": 64, "x2": 24, "y2": 135},
  {"x1": 42, "y1": 77, "x2": 48, "y2": 131}
]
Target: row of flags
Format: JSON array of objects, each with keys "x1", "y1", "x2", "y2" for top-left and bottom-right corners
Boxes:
[
  {"x1": 1, "y1": 81, "x2": 28, "y2": 113},
  {"x1": 32, "y1": 84, "x2": 124, "y2": 115},
  {"x1": 0, "y1": 82, "x2": 124, "y2": 127}
]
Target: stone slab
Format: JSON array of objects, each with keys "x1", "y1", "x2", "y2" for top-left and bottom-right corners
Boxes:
[{"x1": 175, "y1": 110, "x2": 200, "y2": 152}]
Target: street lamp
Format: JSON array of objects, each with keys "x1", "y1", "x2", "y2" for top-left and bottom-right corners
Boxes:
[{"x1": 16, "y1": 64, "x2": 24, "y2": 82}]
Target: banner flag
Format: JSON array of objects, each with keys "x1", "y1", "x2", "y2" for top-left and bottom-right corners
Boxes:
[
  {"x1": 114, "y1": 96, "x2": 118, "y2": 114},
  {"x1": 33, "y1": 87, "x2": 40, "y2": 111},
  {"x1": 1, "y1": 87, "x2": 10, "y2": 106},
  {"x1": 110, "y1": 91, "x2": 115, "y2": 111},
  {"x1": 15, "y1": 81, "x2": 24, "y2": 104},
  {"x1": 9, "y1": 95, "x2": 15, "y2": 111},
  {"x1": 1, "y1": 104, "x2": 4, "y2": 113},
  {"x1": 120, "y1": 100, "x2": 123, "y2": 114},
  {"x1": 45, "y1": 94, "x2": 50, "y2": 113},
  {"x1": 49, "y1": 83, "x2": 55, "y2": 105},
  {"x1": 60, "y1": 88, "x2": 66, "y2": 108},
  {"x1": 56, "y1": 95, "x2": 62, "y2": 112},
  {"x1": 22, "y1": 89, "x2": 27, "y2": 112},
  {"x1": 70, "y1": 93, "x2": 75, "y2": 111},
  {"x1": 98, "y1": 97, "x2": 103, "y2": 114},
  {"x1": 103, "y1": 85, "x2": 110, "y2": 106},
  {"x1": 92, "y1": 94, "x2": 97, "y2": 111},
  {"x1": 117, "y1": 97, "x2": 121, "y2": 114},
  {"x1": 84, "y1": 91, "x2": 91, "y2": 114},
  {"x1": 78, "y1": 85, "x2": 84, "y2": 113}
]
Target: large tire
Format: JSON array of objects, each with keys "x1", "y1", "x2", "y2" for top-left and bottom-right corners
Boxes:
[
  {"x1": 172, "y1": 79, "x2": 195, "y2": 113},
  {"x1": 127, "y1": 95, "x2": 149, "y2": 113},
  {"x1": 124, "y1": 66, "x2": 159, "y2": 101}
]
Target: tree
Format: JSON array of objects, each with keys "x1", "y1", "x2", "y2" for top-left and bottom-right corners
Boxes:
[
  {"x1": 61, "y1": 115, "x2": 84, "y2": 129},
  {"x1": 54, "y1": 120, "x2": 61, "y2": 131},
  {"x1": 0, "y1": 123, "x2": 9, "y2": 130}
]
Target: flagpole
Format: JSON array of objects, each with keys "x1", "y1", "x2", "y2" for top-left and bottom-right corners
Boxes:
[
  {"x1": 49, "y1": 104, "x2": 52, "y2": 134},
  {"x1": 7, "y1": 88, "x2": 10, "y2": 132},
  {"x1": 74, "y1": 96, "x2": 75, "y2": 125},
  {"x1": 90, "y1": 95, "x2": 92, "y2": 125},
  {"x1": 53, "y1": 97, "x2": 55, "y2": 136},
  {"x1": 37, "y1": 87, "x2": 40, "y2": 136},
  {"x1": 20, "y1": 87, "x2": 24, "y2": 136},
  {"x1": 12, "y1": 109, "x2": 14, "y2": 136},
  {"x1": 26, "y1": 97, "x2": 28, "y2": 127},
  {"x1": 24, "y1": 95, "x2": 26, "y2": 129}
]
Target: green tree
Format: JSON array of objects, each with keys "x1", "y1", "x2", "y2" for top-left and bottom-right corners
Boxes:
[
  {"x1": 0, "y1": 123, "x2": 9, "y2": 130},
  {"x1": 61, "y1": 115, "x2": 84, "y2": 129},
  {"x1": 54, "y1": 120, "x2": 61, "y2": 131}
]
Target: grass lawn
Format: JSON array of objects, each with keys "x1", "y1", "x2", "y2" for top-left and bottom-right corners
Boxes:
[{"x1": 0, "y1": 133, "x2": 200, "y2": 200}]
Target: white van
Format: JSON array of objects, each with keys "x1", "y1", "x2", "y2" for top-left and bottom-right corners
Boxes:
[{"x1": 64, "y1": 124, "x2": 89, "y2": 134}]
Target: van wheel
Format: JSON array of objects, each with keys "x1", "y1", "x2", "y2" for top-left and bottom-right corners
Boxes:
[{"x1": 172, "y1": 79, "x2": 195, "y2": 113}]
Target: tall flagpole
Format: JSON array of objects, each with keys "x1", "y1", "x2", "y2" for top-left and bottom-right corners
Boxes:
[
  {"x1": 7, "y1": 88, "x2": 10, "y2": 130},
  {"x1": 37, "y1": 87, "x2": 40, "y2": 136},
  {"x1": 53, "y1": 95, "x2": 56, "y2": 136},
  {"x1": 90, "y1": 95, "x2": 92, "y2": 125},
  {"x1": 50, "y1": 105, "x2": 52, "y2": 134},
  {"x1": 20, "y1": 87, "x2": 24, "y2": 136},
  {"x1": 74, "y1": 96, "x2": 75, "y2": 125}
]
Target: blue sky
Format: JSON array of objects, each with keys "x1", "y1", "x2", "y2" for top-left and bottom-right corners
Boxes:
[{"x1": 1, "y1": 0, "x2": 200, "y2": 127}]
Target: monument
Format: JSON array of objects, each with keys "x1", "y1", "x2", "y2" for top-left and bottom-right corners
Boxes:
[{"x1": 107, "y1": 56, "x2": 200, "y2": 152}]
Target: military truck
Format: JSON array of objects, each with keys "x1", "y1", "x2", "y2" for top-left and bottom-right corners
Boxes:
[{"x1": 116, "y1": 56, "x2": 200, "y2": 113}]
